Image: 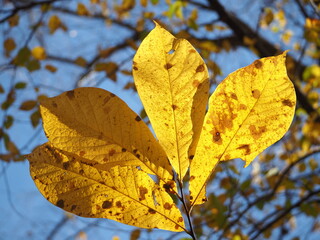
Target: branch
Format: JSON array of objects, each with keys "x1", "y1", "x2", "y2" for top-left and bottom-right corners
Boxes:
[
  {"x1": 219, "y1": 149, "x2": 320, "y2": 239},
  {"x1": 194, "y1": 0, "x2": 320, "y2": 120},
  {"x1": 249, "y1": 190, "x2": 320, "y2": 240},
  {"x1": 51, "y1": 6, "x2": 136, "y2": 31},
  {"x1": 47, "y1": 215, "x2": 69, "y2": 240},
  {"x1": 0, "y1": 0, "x2": 61, "y2": 23}
]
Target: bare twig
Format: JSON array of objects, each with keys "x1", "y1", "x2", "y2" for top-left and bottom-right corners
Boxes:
[
  {"x1": 47, "y1": 214, "x2": 69, "y2": 240},
  {"x1": 249, "y1": 190, "x2": 320, "y2": 240},
  {"x1": 0, "y1": 0, "x2": 62, "y2": 23}
]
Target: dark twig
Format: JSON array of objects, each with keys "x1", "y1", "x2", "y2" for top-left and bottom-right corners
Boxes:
[
  {"x1": 0, "y1": 0, "x2": 61, "y2": 23},
  {"x1": 219, "y1": 149, "x2": 320, "y2": 239},
  {"x1": 47, "y1": 214, "x2": 69, "y2": 240},
  {"x1": 249, "y1": 190, "x2": 320, "y2": 240}
]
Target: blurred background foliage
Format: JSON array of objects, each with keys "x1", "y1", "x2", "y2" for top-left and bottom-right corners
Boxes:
[{"x1": 0, "y1": 0, "x2": 320, "y2": 239}]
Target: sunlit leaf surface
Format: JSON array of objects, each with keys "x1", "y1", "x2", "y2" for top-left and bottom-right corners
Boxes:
[
  {"x1": 133, "y1": 23, "x2": 209, "y2": 180},
  {"x1": 28, "y1": 143, "x2": 185, "y2": 231},
  {"x1": 190, "y1": 52, "x2": 296, "y2": 205}
]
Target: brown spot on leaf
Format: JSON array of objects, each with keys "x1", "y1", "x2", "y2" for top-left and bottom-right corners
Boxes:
[
  {"x1": 110, "y1": 93, "x2": 115, "y2": 97},
  {"x1": 189, "y1": 155, "x2": 194, "y2": 160},
  {"x1": 252, "y1": 89, "x2": 260, "y2": 99},
  {"x1": 172, "y1": 104, "x2": 178, "y2": 110},
  {"x1": 63, "y1": 162, "x2": 70, "y2": 169},
  {"x1": 164, "y1": 202, "x2": 172, "y2": 210},
  {"x1": 102, "y1": 200, "x2": 113, "y2": 209},
  {"x1": 79, "y1": 169, "x2": 84, "y2": 175},
  {"x1": 139, "y1": 186, "x2": 148, "y2": 201},
  {"x1": 249, "y1": 125, "x2": 267, "y2": 140},
  {"x1": 71, "y1": 205, "x2": 77, "y2": 211},
  {"x1": 79, "y1": 151, "x2": 86, "y2": 157},
  {"x1": 196, "y1": 64, "x2": 205, "y2": 72},
  {"x1": 189, "y1": 49, "x2": 196, "y2": 53},
  {"x1": 121, "y1": 148, "x2": 126, "y2": 152},
  {"x1": 135, "y1": 116, "x2": 141, "y2": 121},
  {"x1": 116, "y1": 201, "x2": 122, "y2": 208},
  {"x1": 178, "y1": 217, "x2": 183, "y2": 222},
  {"x1": 56, "y1": 199, "x2": 64, "y2": 208},
  {"x1": 148, "y1": 208, "x2": 156, "y2": 214},
  {"x1": 240, "y1": 104, "x2": 247, "y2": 110},
  {"x1": 163, "y1": 181, "x2": 175, "y2": 194},
  {"x1": 231, "y1": 93, "x2": 238, "y2": 100},
  {"x1": 237, "y1": 144, "x2": 251, "y2": 155},
  {"x1": 190, "y1": 196, "x2": 193, "y2": 200},
  {"x1": 165, "y1": 63, "x2": 173, "y2": 69},
  {"x1": 282, "y1": 99, "x2": 294, "y2": 107},
  {"x1": 52, "y1": 102, "x2": 57, "y2": 108},
  {"x1": 66, "y1": 90, "x2": 75, "y2": 100},
  {"x1": 133, "y1": 66, "x2": 138, "y2": 71},
  {"x1": 254, "y1": 59, "x2": 263, "y2": 68},
  {"x1": 192, "y1": 80, "x2": 200, "y2": 88},
  {"x1": 213, "y1": 131, "x2": 222, "y2": 145},
  {"x1": 190, "y1": 175, "x2": 195, "y2": 181},
  {"x1": 108, "y1": 149, "x2": 116, "y2": 156}
]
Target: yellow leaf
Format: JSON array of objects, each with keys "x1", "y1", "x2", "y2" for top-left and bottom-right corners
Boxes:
[
  {"x1": 133, "y1": 23, "x2": 209, "y2": 180},
  {"x1": 190, "y1": 52, "x2": 296, "y2": 205},
  {"x1": 32, "y1": 46, "x2": 46, "y2": 60},
  {"x1": 39, "y1": 87, "x2": 174, "y2": 186},
  {"x1": 28, "y1": 143, "x2": 185, "y2": 231}
]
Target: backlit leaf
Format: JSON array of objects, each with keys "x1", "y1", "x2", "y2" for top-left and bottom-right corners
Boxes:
[
  {"x1": 32, "y1": 46, "x2": 46, "y2": 60},
  {"x1": 77, "y1": 3, "x2": 89, "y2": 16},
  {"x1": 8, "y1": 14, "x2": 19, "y2": 27},
  {"x1": 14, "y1": 82, "x2": 27, "y2": 89},
  {"x1": 4, "y1": 38, "x2": 16, "y2": 57},
  {"x1": 28, "y1": 143, "x2": 185, "y2": 231},
  {"x1": 75, "y1": 57, "x2": 87, "y2": 67},
  {"x1": 189, "y1": 52, "x2": 296, "y2": 205},
  {"x1": 26, "y1": 59, "x2": 41, "y2": 72},
  {"x1": 30, "y1": 110, "x2": 41, "y2": 128},
  {"x1": 19, "y1": 100, "x2": 37, "y2": 111},
  {"x1": 48, "y1": 15, "x2": 67, "y2": 34},
  {"x1": 39, "y1": 87, "x2": 174, "y2": 185},
  {"x1": 45, "y1": 64, "x2": 57, "y2": 73},
  {"x1": 13, "y1": 47, "x2": 31, "y2": 66},
  {"x1": 133, "y1": 23, "x2": 209, "y2": 180},
  {"x1": 4, "y1": 115, "x2": 14, "y2": 129}
]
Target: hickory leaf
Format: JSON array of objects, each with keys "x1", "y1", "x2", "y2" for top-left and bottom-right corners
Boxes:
[
  {"x1": 133, "y1": 23, "x2": 209, "y2": 180},
  {"x1": 27, "y1": 23, "x2": 296, "y2": 236},
  {"x1": 189, "y1": 52, "x2": 296, "y2": 206}
]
